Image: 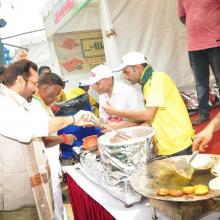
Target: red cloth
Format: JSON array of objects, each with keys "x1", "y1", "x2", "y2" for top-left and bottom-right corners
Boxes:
[
  {"x1": 177, "y1": 0, "x2": 220, "y2": 51},
  {"x1": 67, "y1": 174, "x2": 115, "y2": 220}
]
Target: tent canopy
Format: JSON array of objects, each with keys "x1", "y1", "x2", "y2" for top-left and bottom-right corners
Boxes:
[{"x1": 42, "y1": 0, "x2": 195, "y2": 88}]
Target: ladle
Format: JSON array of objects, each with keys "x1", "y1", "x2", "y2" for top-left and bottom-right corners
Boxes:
[
  {"x1": 90, "y1": 118, "x2": 132, "y2": 140},
  {"x1": 174, "y1": 151, "x2": 199, "y2": 179}
]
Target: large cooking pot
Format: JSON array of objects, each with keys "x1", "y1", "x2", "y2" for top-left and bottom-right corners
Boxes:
[
  {"x1": 97, "y1": 126, "x2": 156, "y2": 205},
  {"x1": 98, "y1": 126, "x2": 156, "y2": 175}
]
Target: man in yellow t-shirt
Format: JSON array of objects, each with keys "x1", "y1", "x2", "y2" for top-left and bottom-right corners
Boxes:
[{"x1": 103, "y1": 51, "x2": 194, "y2": 156}]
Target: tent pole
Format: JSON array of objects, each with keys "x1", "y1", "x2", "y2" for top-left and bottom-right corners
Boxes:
[{"x1": 98, "y1": 0, "x2": 120, "y2": 72}]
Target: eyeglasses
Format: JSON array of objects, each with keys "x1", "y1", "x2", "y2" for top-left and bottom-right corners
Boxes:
[{"x1": 23, "y1": 76, "x2": 38, "y2": 87}]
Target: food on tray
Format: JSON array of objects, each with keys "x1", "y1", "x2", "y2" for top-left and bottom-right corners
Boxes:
[
  {"x1": 157, "y1": 188, "x2": 169, "y2": 196},
  {"x1": 193, "y1": 184, "x2": 209, "y2": 195},
  {"x1": 193, "y1": 184, "x2": 208, "y2": 190},
  {"x1": 191, "y1": 155, "x2": 216, "y2": 170},
  {"x1": 168, "y1": 189, "x2": 184, "y2": 197},
  {"x1": 194, "y1": 187, "x2": 209, "y2": 195},
  {"x1": 182, "y1": 186, "x2": 194, "y2": 194},
  {"x1": 209, "y1": 177, "x2": 220, "y2": 191},
  {"x1": 156, "y1": 184, "x2": 211, "y2": 197},
  {"x1": 147, "y1": 158, "x2": 192, "y2": 189}
]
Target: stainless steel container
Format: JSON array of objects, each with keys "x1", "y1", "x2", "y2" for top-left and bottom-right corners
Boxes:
[{"x1": 97, "y1": 126, "x2": 156, "y2": 205}]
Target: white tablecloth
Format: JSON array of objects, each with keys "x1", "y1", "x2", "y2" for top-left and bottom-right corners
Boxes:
[
  {"x1": 63, "y1": 165, "x2": 220, "y2": 220},
  {"x1": 63, "y1": 165, "x2": 169, "y2": 220}
]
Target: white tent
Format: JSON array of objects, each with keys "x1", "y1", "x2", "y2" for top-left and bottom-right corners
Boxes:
[
  {"x1": 19, "y1": 37, "x2": 59, "y2": 71},
  {"x1": 42, "y1": 0, "x2": 195, "y2": 89}
]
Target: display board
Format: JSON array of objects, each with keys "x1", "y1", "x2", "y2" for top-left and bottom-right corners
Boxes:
[{"x1": 53, "y1": 30, "x2": 105, "y2": 75}]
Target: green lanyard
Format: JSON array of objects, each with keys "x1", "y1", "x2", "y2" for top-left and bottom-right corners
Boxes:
[
  {"x1": 33, "y1": 94, "x2": 52, "y2": 116},
  {"x1": 139, "y1": 65, "x2": 154, "y2": 91}
]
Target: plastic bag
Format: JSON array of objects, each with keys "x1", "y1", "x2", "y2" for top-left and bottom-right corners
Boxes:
[{"x1": 52, "y1": 93, "x2": 89, "y2": 116}]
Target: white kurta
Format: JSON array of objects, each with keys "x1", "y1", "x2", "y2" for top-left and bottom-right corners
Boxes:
[
  {"x1": 0, "y1": 84, "x2": 48, "y2": 142},
  {"x1": 0, "y1": 84, "x2": 52, "y2": 214},
  {"x1": 30, "y1": 98, "x2": 64, "y2": 220}
]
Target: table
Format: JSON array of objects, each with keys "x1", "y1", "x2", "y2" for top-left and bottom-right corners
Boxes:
[
  {"x1": 63, "y1": 165, "x2": 168, "y2": 220},
  {"x1": 64, "y1": 165, "x2": 220, "y2": 220}
]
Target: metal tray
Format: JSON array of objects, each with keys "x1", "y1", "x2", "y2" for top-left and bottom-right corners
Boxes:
[{"x1": 130, "y1": 154, "x2": 220, "y2": 202}]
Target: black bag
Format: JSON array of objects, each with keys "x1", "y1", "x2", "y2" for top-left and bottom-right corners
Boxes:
[{"x1": 52, "y1": 93, "x2": 89, "y2": 116}]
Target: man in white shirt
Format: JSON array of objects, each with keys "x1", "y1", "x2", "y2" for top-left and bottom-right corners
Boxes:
[
  {"x1": 0, "y1": 60, "x2": 95, "y2": 220},
  {"x1": 85, "y1": 64, "x2": 145, "y2": 128}
]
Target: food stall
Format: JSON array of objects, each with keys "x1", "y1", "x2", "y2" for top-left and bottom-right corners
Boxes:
[
  {"x1": 63, "y1": 126, "x2": 220, "y2": 220},
  {"x1": 41, "y1": 1, "x2": 220, "y2": 219}
]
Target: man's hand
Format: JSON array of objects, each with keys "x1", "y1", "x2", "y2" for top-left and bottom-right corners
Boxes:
[
  {"x1": 192, "y1": 128, "x2": 213, "y2": 152},
  {"x1": 99, "y1": 122, "x2": 119, "y2": 133},
  {"x1": 74, "y1": 110, "x2": 98, "y2": 126},
  {"x1": 103, "y1": 102, "x2": 118, "y2": 116},
  {"x1": 65, "y1": 134, "x2": 77, "y2": 145}
]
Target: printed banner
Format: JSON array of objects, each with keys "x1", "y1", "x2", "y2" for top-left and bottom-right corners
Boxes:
[
  {"x1": 53, "y1": 30, "x2": 105, "y2": 75},
  {"x1": 53, "y1": 0, "x2": 92, "y2": 24}
]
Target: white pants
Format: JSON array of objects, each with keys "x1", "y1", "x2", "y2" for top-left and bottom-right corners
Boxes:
[{"x1": 46, "y1": 145, "x2": 64, "y2": 220}]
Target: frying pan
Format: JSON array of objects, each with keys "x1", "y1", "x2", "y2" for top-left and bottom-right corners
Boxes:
[{"x1": 130, "y1": 154, "x2": 220, "y2": 202}]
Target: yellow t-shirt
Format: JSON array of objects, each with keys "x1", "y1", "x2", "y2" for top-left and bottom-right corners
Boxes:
[
  {"x1": 65, "y1": 87, "x2": 96, "y2": 105},
  {"x1": 65, "y1": 87, "x2": 85, "y2": 100},
  {"x1": 143, "y1": 72, "x2": 195, "y2": 155}
]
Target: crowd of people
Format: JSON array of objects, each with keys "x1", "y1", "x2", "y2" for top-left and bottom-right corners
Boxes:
[{"x1": 0, "y1": 1, "x2": 219, "y2": 219}]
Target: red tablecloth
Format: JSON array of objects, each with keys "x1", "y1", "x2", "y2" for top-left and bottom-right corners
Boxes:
[
  {"x1": 191, "y1": 106, "x2": 220, "y2": 154},
  {"x1": 67, "y1": 174, "x2": 115, "y2": 220}
]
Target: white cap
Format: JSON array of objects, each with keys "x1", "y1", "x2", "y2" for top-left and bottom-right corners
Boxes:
[
  {"x1": 78, "y1": 80, "x2": 88, "y2": 87},
  {"x1": 85, "y1": 64, "x2": 113, "y2": 85},
  {"x1": 113, "y1": 51, "x2": 147, "y2": 72},
  {"x1": 62, "y1": 77, "x2": 69, "y2": 83}
]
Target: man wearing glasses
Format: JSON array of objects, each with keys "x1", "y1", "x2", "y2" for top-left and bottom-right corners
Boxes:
[{"x1": 0, "y1": 60, "x2": 95, "y2": 219}]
